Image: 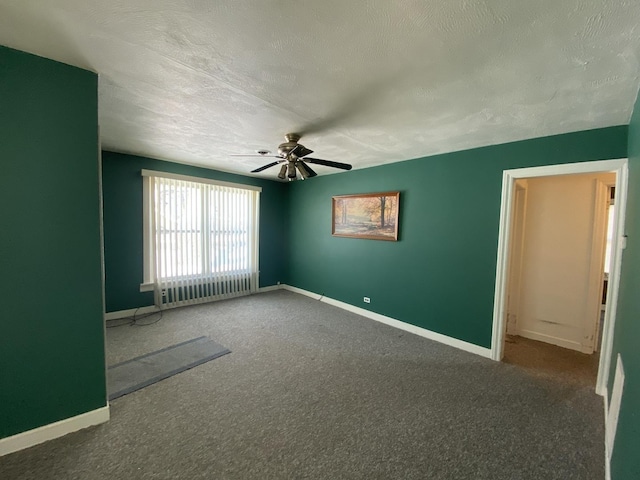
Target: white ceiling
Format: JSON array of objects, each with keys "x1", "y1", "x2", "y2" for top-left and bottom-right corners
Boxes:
[{"x1": 1, "y1": 0, "x2": 639, "y2": 179}]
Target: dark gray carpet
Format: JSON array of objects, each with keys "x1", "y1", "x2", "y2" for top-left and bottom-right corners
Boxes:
[
  {"x1": 0, "y1": 290, "x2": 604, "y2": 480},
  {"x1": 108, "y1": 336, "x2": 230, "y2": 400}
]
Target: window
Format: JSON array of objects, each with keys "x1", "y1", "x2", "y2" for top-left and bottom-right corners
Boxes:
[{"x1": 142, "y1": 170, "x2": 260, "y2": 307}]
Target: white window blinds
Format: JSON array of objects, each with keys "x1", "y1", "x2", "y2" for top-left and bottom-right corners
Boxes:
[{"x1": 142, "y1": 170, "x2": 260, "y2": 308}]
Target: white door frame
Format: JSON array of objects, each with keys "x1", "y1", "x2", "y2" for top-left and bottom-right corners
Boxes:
[
  {"x1": 491, "y1": 159, "x2": 628, "y2": 396},
  {"x1": 505, "y1": 180, "x2": 528, "y2": 337}
]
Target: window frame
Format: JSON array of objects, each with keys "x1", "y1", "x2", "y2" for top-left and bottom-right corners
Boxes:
[{"x1": 140, "y1": 170, "x2": 261, "y2": 293}]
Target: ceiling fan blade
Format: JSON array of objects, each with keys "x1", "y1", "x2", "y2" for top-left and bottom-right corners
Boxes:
[
  {"x1": 251, "y1": 161, "x2": 282, "y2": 173},
  {"x1": 298, "y1": 161, "x2": 317, "y2": 177},
  {"x1": 290, "y1": 144, "x2": 314, "y2": 158},
  {"x1": 304, "y1": 157, "x2": 352, "y2": 171}
]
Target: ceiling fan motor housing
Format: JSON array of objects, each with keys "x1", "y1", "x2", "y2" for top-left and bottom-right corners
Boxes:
[{"x1": 278, "y1": 133, "x2": 302, "y2": 157}]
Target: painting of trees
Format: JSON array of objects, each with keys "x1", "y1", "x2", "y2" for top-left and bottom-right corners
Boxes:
[{"x1": 332, "y1": 192, "x2": 399, "y2": 240}]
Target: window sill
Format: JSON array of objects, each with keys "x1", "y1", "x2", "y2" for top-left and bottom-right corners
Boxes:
[{"x1": 140, "y1": 283, "x2": 154, "y2": 292}]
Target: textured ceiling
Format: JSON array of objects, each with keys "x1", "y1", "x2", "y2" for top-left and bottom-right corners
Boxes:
[{"x1": 1, "y1": 0, "x2": 639, "y2": 179}]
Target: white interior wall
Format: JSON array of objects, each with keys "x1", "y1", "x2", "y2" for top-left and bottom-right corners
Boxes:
[{"x1": 516, "y1": 172, "x2": 615, "y2": 353}]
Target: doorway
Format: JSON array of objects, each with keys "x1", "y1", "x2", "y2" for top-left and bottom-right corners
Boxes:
[{"x1": 491, "y1": 159, "x2": 628, "y2": 395}]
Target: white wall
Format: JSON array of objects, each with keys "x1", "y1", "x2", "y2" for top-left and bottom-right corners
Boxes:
[{"x1": 515, "y1": 172, "x2": 615, "y2": 353}]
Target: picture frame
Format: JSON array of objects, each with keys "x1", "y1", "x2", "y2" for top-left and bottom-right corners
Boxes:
[{"x1": 332, "y1": 191, "x2": 400, "y2": 241}]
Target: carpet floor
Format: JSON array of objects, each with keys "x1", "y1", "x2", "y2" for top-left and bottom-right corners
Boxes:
[
  {"x1": 0, "y1": 290, "x2": 604, "y2": 479},
  {"x1": 503, "y1": 334, "x2": 600, "y2": 390}
]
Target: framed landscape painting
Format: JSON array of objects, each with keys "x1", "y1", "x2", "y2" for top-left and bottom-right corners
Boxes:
[{"x1": 332, "y1": 191, "x2": 399, "y2": 241}]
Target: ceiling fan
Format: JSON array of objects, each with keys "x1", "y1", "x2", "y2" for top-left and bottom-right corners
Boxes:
[{"x1": 232, "y1": 133, "x2": 352, "y2": 181}]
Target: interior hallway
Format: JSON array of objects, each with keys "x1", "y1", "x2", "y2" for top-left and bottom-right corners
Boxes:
[{"x1": 503, "y1": 335, "x2": 600, "y2": 389}]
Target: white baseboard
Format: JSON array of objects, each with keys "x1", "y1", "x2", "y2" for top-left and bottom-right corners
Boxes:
[
  {"x1": 517, "y1": 329, "x2": 586, "y2": 353},
  {"x1": 104, "y1": 305, "x2": 158, "y2": 321},
  {"x1": 605, "y1": 355, "x2": 625, "y2": 472},
  {"x1": 604, "y1": 388, "x2": 611, "y2": 480},
  {"x1": 257, "y1": 284, "x2": 283, "y2": 293},
  {"x1": 0, "y1": 405, "x2": 110, "y2": 456},
  {"x1": 282, "y1": 285, "x2": 492, "y2": 359}
]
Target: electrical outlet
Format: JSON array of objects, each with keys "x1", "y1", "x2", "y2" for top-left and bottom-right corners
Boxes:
[{"x1": 363, "y1": 297, "x2": 370, "y2": 304}]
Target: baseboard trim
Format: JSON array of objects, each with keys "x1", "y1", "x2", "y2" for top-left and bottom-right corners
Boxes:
[
  {"x1": 282, "y1": 285, "x2": 492, "y2": 359},
  {"x1": 0, "y1": 405, "x2": 110, "y2": 457},
  {"x1": 604, "y1": 388, "x2": 611, "y2": 480},
  {"x1": 104, "y1": 305, "x2": 158, "y2": 321},
  {"x1": 257, "y1": 284, "x2": 283, "y2": 293},
  {"x1": 517, "y1": 329, "x2": 586, "y2": 353}
]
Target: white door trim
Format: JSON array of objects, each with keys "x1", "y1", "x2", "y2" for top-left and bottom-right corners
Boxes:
[
  {"x1": 490, "y1": 158, "x2": 628, "y2": 396},
  {"x1": 506, "y1": 180, "x2": 528, "y2": 336},
  {"x1": 584, "y1": 179, "x2": 610, "y2": 354}
]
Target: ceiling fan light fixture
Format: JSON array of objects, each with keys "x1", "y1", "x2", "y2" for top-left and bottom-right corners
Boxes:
[
  {"x1": 277, "y1": 164, "x2": 287, "y2": 179},
  {"x1": 297, "y1": 162, "x2": 310, "y2": 179},
  {"x1": 287, "y1": 163, "x2": 297, "y2": 179}
]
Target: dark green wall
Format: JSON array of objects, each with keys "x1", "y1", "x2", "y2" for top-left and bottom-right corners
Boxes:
[
  {"x1": 102, "y1": 152, "x2": 288, "y2": 312},
  {"x1": 287, "y1": 127, "x2": 628, "y2": 348},
  {"x1": 0, "y1": 46, "x2": 106, "y2": 438},
  {"x1": 609, "y1": 92, "x2": 640, "y2": 479}
]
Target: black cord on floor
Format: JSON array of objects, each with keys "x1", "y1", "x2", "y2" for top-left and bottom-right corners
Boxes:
[
  {"x1": 105, "y1": 307, "x2": 163, "y2": 328},
  {"x1": 132, "y1": 308, "x2": 163, "y2": 326}
]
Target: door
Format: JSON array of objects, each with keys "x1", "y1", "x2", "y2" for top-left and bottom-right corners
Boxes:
[{"x1": 515, "y1": 173, "x2": 614, "y2": 354}]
